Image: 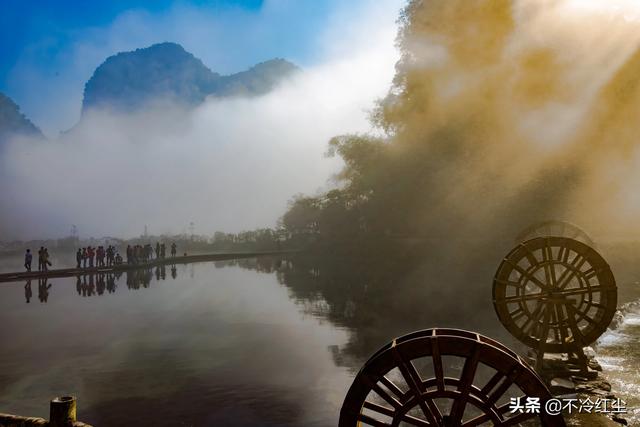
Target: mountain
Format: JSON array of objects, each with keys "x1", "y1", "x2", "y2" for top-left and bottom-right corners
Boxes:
[
  {"x1": 82, "y1": 42, "x2": 300, "y2": 113},
  {"x1": 214, "y1": 58, "x2": 301, "y2": 97},
  {"x1": 0, "y1": 92, "x2": 43, "y2": 143}
]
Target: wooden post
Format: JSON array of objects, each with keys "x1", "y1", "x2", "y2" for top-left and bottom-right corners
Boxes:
[{"x1": 50, "y1": 396, "x2": 77, "y2": 427}]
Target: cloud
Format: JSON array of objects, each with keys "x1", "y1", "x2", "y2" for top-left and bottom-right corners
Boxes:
[{"x1": 0, "y1": 0, "x2": 403, "y2": 240}]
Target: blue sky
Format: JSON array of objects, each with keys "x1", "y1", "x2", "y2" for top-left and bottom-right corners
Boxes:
[{"x1": 0, "y1": 0, "x2": 395, "y2": 134}]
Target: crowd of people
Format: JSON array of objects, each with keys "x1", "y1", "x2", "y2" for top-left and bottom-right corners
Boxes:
[
  {"x1": 126, "y1": 242, "x2": 177, "y2": 265},
  {"x1": 24, "y1": 242, "x2": 179, "y2": 272},
  {"x1": 76, "y1": 245, "x2": 122, "y2": 268}
]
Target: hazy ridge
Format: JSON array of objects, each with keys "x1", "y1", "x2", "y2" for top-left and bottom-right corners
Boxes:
[{"x1": 82, "y1": 42, "x2": 300, "y2": 113}]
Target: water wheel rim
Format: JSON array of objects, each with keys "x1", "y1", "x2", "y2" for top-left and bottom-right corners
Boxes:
[{"x1": 339, "y1": 328, "x2": 565, "y2": 426}]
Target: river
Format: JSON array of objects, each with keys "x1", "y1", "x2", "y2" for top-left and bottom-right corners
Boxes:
[{"x1": 0, "y1": 244, "x2": 638, "y2": 426}]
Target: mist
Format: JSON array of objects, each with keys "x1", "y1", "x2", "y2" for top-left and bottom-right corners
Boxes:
[
  {"x1": 6, "y1": 0, "x2": 640, "y2": 243},
  {"x1": 0, "y1": 2, "x2": 401, "y2": 241},
  {"x1": 372, "y1": 0, "x2": 640, "y2": 246}
]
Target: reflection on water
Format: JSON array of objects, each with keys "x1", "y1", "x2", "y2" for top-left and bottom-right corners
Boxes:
[
  {"x1": 17, "y1": 263, "x2": 271, "y2": 302},
  {"x1": 1, "y1": 251, "x2": 638, "y2": 426},
  {"x1": 0, "y1": 258, "x2": 353, "y2": 426},
  {"x1": 20, "y1": 266, "x2": 180, "y2": 302}
]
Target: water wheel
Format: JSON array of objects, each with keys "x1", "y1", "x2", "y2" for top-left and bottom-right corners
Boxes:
[
  {"x1": 514, "y1": 220, "x2": 595, "y2": 247},
  {"x1": 339, "y1": 328, "x2": 565, "y2": 426},
  {"x1": 493, "y1": 237, "x2": 617, "y2": 362}
]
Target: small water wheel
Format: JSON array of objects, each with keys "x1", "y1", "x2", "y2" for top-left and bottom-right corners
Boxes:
[
  {"x1": 493, "y1": 237, "x2": 617, "y2": 368},
  {"x1": 339, "y1": 328, "x2": 565, "y2": 426}
]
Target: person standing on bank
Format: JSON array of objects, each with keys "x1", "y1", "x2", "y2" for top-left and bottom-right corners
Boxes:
[
  {"x1": 76, "y1": 248, "x2": 83, "y2": 269},
  {"x1": 42, "y1": 248, "x2": 51, "y2": 271},
  {"x1": 88, "y1": 246, "x2": 95, "y2": 268},
  {"x1": 24, "y1": 249, "x2": 32, "y2": 272},
  {"x1": 38, "y1": 247, "x2": 44, "y2": 271}
]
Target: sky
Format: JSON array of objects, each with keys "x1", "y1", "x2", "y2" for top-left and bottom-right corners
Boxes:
[{"x1": 0, "y1": 0, "x2": 401, "y2": 135}]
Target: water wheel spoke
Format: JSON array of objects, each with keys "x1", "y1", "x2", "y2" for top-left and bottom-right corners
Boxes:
[
  {"x1": 549, "y1": 306, "x2": 561, "y2": 342},
  {"x1": 431, "y1": 337, "x2": 445, "y2": 391},
  {"x1": 392, "y1": 346, "x2": 441, "y2": 425},
  {"x1": 494, "y1": 278, "x2": 522, "y2": 288},
  {"x1": 579, "y1": 312, "x2": 597, "y2": 325},
  {"x1": 557, "y1": 245, "x2": 570, "y2": 264},
  {"x1": 362, "y1": 374, "x2": 403, "y2": 410},
  {"x1": 449, "y1": 343, "x2": 480, "y2": 424},
  {"x1": 558, "y1": 286, "x2": 601, "y2": 297},
  {"x1": 363, "y1": 401, "x2": 395, "y2": 418},
  {"x1": 504, "y1": 259, "x2": 548, "y2": 290},
  {"x1": 541, "y1": 239, "x2": 558, "y2": 287},
  {"x1": 480, "y1": 371, "x2": 504, "y2": 397},
  {"x1": 583, "y1": 267, "x2": 601, "y2": 281},
  {"x1": 518, "y1": 243, "x2": 541, "y2": 269},
  {"x1": 399, "y1": 413, "x2": 432, "y2": 427},
  {"x1": 508, "y1": 307, "x2": 526, "y2": 322},
  {"x1": 590, "y1": 302, "x2": 607, "y2": 310},
  {"x1": 563, "y1": 303, "x2": 586, "y2": 345},
  {"x1": 487, "y1": 369, "x2": 516, "y2": 407},
  {"x1": 357, "y1": 412, "x2": 392, "y2": 427},
  {"x1": 556, "y1": 253, "x2": 588, "y2": 289},
  {"x1": 380, "y1": 376, "x2": 406, "y2": 401},
  {"x1": 500, "y1": 293, "x2": 546, "y2": 304},
  {"x1": 556, "y1": 303, "x2": 572, "y2": 344},
  {"x1": 520, "y1": 303, "x2": 546, "y2": 337},
  {"x1": 536, "y1": 305, "x2": 552, "y2": 348}
]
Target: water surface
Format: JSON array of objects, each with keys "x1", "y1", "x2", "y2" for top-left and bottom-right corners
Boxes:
[{"x1": 1, "y1": 248, "x2": 639, "y2": 426}]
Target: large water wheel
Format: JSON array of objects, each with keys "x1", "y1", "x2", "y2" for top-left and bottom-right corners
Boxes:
[
  {"x1": 339, "y1": 328, "x2": 565, "y2": 426},
  {"x1": 493, "y1": 237, "x2": 617, "y2": 368}
]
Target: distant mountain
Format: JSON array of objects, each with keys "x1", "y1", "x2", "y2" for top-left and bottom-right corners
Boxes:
[
  {"x1": 82, "y1": 42, "x2": 300, "y2": 113},
  {"x1": 0, "y1": 92, "x2": 43, "y2": 143},
  {"x1": 214, "y1": 58, "x2": 301, "y2": 97}
]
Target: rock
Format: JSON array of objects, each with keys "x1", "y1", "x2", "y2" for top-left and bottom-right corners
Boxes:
[
  {"x1": 575, "y1": 383, "x2": 594, "y2": 393},
  {"x1": 572, "y1": 375, "x2": 590, "y2": 382},
  {"x1": 612, "y1": 414, "x2": 628, "y2": 425},
  {"x1": 550, "y1": 377, "x2": 576, "y2": 393},
  {"x1": 588, "y1": 359, "x2": 603, "y2": 371},
  {"x1": 583, "y1": 346, "x2": 596, "y2": 358}
]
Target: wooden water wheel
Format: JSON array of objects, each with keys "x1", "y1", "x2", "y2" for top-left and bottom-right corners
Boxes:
[
  {"x1": 339, "y1": 328, "x2": 565, "y2": 426},
  {"x1": 493, "y1": 237, "x2": 617, "y2": 365}
]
